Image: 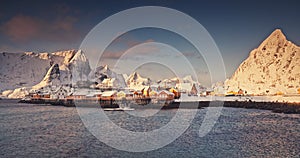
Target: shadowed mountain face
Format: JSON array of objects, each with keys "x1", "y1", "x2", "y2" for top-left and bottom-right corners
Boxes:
[{"x1": 225, "y1": 29, "x2": 300, "y2": 95}]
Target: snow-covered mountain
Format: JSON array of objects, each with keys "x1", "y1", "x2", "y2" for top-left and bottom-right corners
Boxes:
[
  {"x1": 69, "y1": 50, "x2": 91, "y2": 83},
  {"x1": 126, "y1": 72, "x2": 150, "y2": 87},
  {"x1": 1, "y1": 48, "x2": 201, "y2": 98},
  {"x1": 88, "y1": 65, "x2": 126, "y2": 88},
  {"x1": 225, "y1": 29, "x2": 300, "y2": 95},
  {"x1": 4, "y1": 28, "x2": 298, "y2": 99},
  {"x1": 158, "y1": 75, "x2": 198, "y2": 89},
  {"x1": 1, "y1": 50, "x2": 91, "y2": 98},
  {"x1": 0, "y1": 50, "x2": 79, "y2": 92},
  {"x1": 31, "y1": 63, "x2": 61, "y2": 90},
  {"x1": 182, "y1": 75, "x2": 196, "y2": 83}
]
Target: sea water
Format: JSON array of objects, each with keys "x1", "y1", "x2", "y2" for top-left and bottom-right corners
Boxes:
[{"x1": 0, "y1": 100, "x2": 299, "y2": 157}]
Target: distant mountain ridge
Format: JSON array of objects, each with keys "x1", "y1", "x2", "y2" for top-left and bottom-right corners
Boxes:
[
  {"x1": 2, "y1": 29, "x2": 299, "y2": 98},
  {"x1": 225, "y1": 29, "x2": 300, "y2": 95}
]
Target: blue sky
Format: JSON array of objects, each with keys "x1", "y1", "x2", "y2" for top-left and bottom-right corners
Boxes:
[{"x1": 1, "y1": 0, "x2": 299, "y2": 86}]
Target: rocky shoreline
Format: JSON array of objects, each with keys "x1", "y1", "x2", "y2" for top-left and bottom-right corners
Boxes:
[
  {"x1": 160, "y1": 101, "x2": 300, "y2": 114},
  {"x1": 200, "y1": 101, "x2": 300, "y2": 114},
  {"x1": 11, "y1": 98, "x2": 300, "y2": 114}
]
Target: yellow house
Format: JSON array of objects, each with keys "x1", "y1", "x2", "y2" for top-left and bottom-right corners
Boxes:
[
  {"x1": 149, "y1": 91, "x2": 158, "y2": 98},
  {"x1": 169, "y1": 87, "x2": 181, "y2": 99},
  {"x1": 142, "y1": 86, "x2": 151, "y2": 97},
  {"x1": 117, "y1": 91, "x2": 126, "y2": 100}
]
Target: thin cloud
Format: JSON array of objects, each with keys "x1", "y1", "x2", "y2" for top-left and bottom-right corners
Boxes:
[
  {"x1": 102, "y1": 39, "x2": 157, "y2": 59},
  {"x1": 175, "y1": 51, "x2": 203, "y2": 59},
  {"x1": 126, "y1": 39, "x2": 155, "y2": 48},
  {"x1": 101, "y1": 51, "x2": 124, "y2": 59},
  {"x1": 1, "y1": 14, "x2": 80, "y2": 43},
  {"x1": 112, "y1": 33, "x2": 155, "y2": 48}
]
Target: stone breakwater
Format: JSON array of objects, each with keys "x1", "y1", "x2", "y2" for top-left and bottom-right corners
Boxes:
[
  {"x1": 167, "y1": 101, "x2": 300, "y2": 114},
  {"x1": 196, "y1": 101, "x2": 300, "y2": 114}
]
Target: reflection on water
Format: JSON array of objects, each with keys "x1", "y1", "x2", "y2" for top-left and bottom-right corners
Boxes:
[{"x1": 0, "y1": 100, "x2": 299, "y2": 157}]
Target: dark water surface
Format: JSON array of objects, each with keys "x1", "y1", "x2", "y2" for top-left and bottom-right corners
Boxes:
[{"x1": 0, "y1": 100, "x2": 299, "y2": 157}]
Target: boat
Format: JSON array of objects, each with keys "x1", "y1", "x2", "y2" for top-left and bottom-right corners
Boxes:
[{"x1": 103, "y1": 107, "x2": 134, "y2": 111}]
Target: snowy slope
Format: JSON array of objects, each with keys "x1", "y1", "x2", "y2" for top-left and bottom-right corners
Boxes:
[
  {"x1": 31, "y1": 63, "x2": 61, "y2": 90},
  {"x1": 182, "y1": 75, "x2": 196, "y2": 83},
  {"x1": 225, "y1": 29, "x2": 300, "y2": 95},
  {"x1": 126, "y1": 72, "x2": 150, "y2": 87},
  {"x1": 0, "y1": 50, "x2": 91, "y2": 98},
  {"x1": 69, "y1": 50, "x2": 91, "y2": 83},
  {"x1": 0, "y1": 50, "x2": 78, "y2": 92},
  {"x1": 88, "y1": 65, "x2": 126, "y2": 88},
  {"x1": 158, "y1": 75, "x2": 198, "y2": 89}
]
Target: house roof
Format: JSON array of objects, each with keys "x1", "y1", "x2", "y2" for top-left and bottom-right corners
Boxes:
[
  {"x1": 53, "y1": 86, "x2": 69, "y2": 93},
  {"x1": 149, "y1": 91, "x2": 158, "y2": 95},
  {"x1": 73, "y1": 89, "x2": 90, "y2": 96},
  {"x1": 73, "y1": 89, "x2": 102, "y2": 96},
  {"x1": 159, "y1": 90, "x2": 174, "y2": 95},
  {"x1": 176, "y1": 83, "x2": 194, "y2": 91},
  {"x1": 130, "y1": 85, "x2": 145, "y2": 91},
  {"x1": 150, "y1": 84, "x2": 159, "y2": 88},
  {"x1": 169, "y1": 87, "x2": 178, "y2": 92},
  {"x1": 102, "y1": 91, "x2": 117, "y2": 97},
  {"x1": 87, "y1": 90, "x2": 102, "y2": 97}
]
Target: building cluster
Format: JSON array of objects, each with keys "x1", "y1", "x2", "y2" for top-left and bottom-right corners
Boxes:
[
  {"x1": 27, "y1": 77, "x2": 215, "y2": 106},
  {"x1": 27, "y1": 84, "x2": 178, "y2": 106}
]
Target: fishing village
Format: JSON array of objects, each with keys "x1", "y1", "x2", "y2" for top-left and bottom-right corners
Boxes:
[
  {"x1": 21, "y1": 85, "x2": 182, "y2": 108},
  {"x1": 19, "y1": 83, "x2": 300, "y2": 114}
]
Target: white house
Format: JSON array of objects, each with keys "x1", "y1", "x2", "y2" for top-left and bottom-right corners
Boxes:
[
  {"x1": 176, "y1": 83, "x2": 198, "y2": 95},
  {"x1": 158, "y1": 90, "x2": 175, "y2": 100},
  {"x1": 101, "y1": 91, "x2": 117, "y2": 100}
]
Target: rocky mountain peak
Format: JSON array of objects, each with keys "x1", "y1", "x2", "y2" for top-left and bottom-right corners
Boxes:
[
  {"x1": 70, "y1": 50, "x2": 88, "y2": 63},
  {"x1": 32, "y1": 64, "x2": 61, "y2": 90},
  {"x1": 51, "y1": 49, "x2": 76, "y2": 57},
  {"x1": 258, "y1": 29, "x2": 287, "y2": 51},
  {"x1": 132, "y1": 72, "x2": 139, "y2": 80},
  {"x1": 127, "y1": 71, "x2": 150, "y2": 87},
  {"x1": 45, "y1": 63, "x2": 60, "y2": 82},
  {"x1": 69, "y1": 50, "x2": 91, "y2": 82},
  {"x1": 225, "y1": 29, "x2": 300, "y2": 95},
  {"x1": 103, "y1": 65, "x2": 109, "y2": 70}
]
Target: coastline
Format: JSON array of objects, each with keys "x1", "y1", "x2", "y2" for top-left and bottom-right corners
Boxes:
[
  {"x1": 163, "y1": 101, "x2": 300, "y2": 114},
  {"x1": 3, "y1": 98, "x2": 298, "y2": 114}
]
